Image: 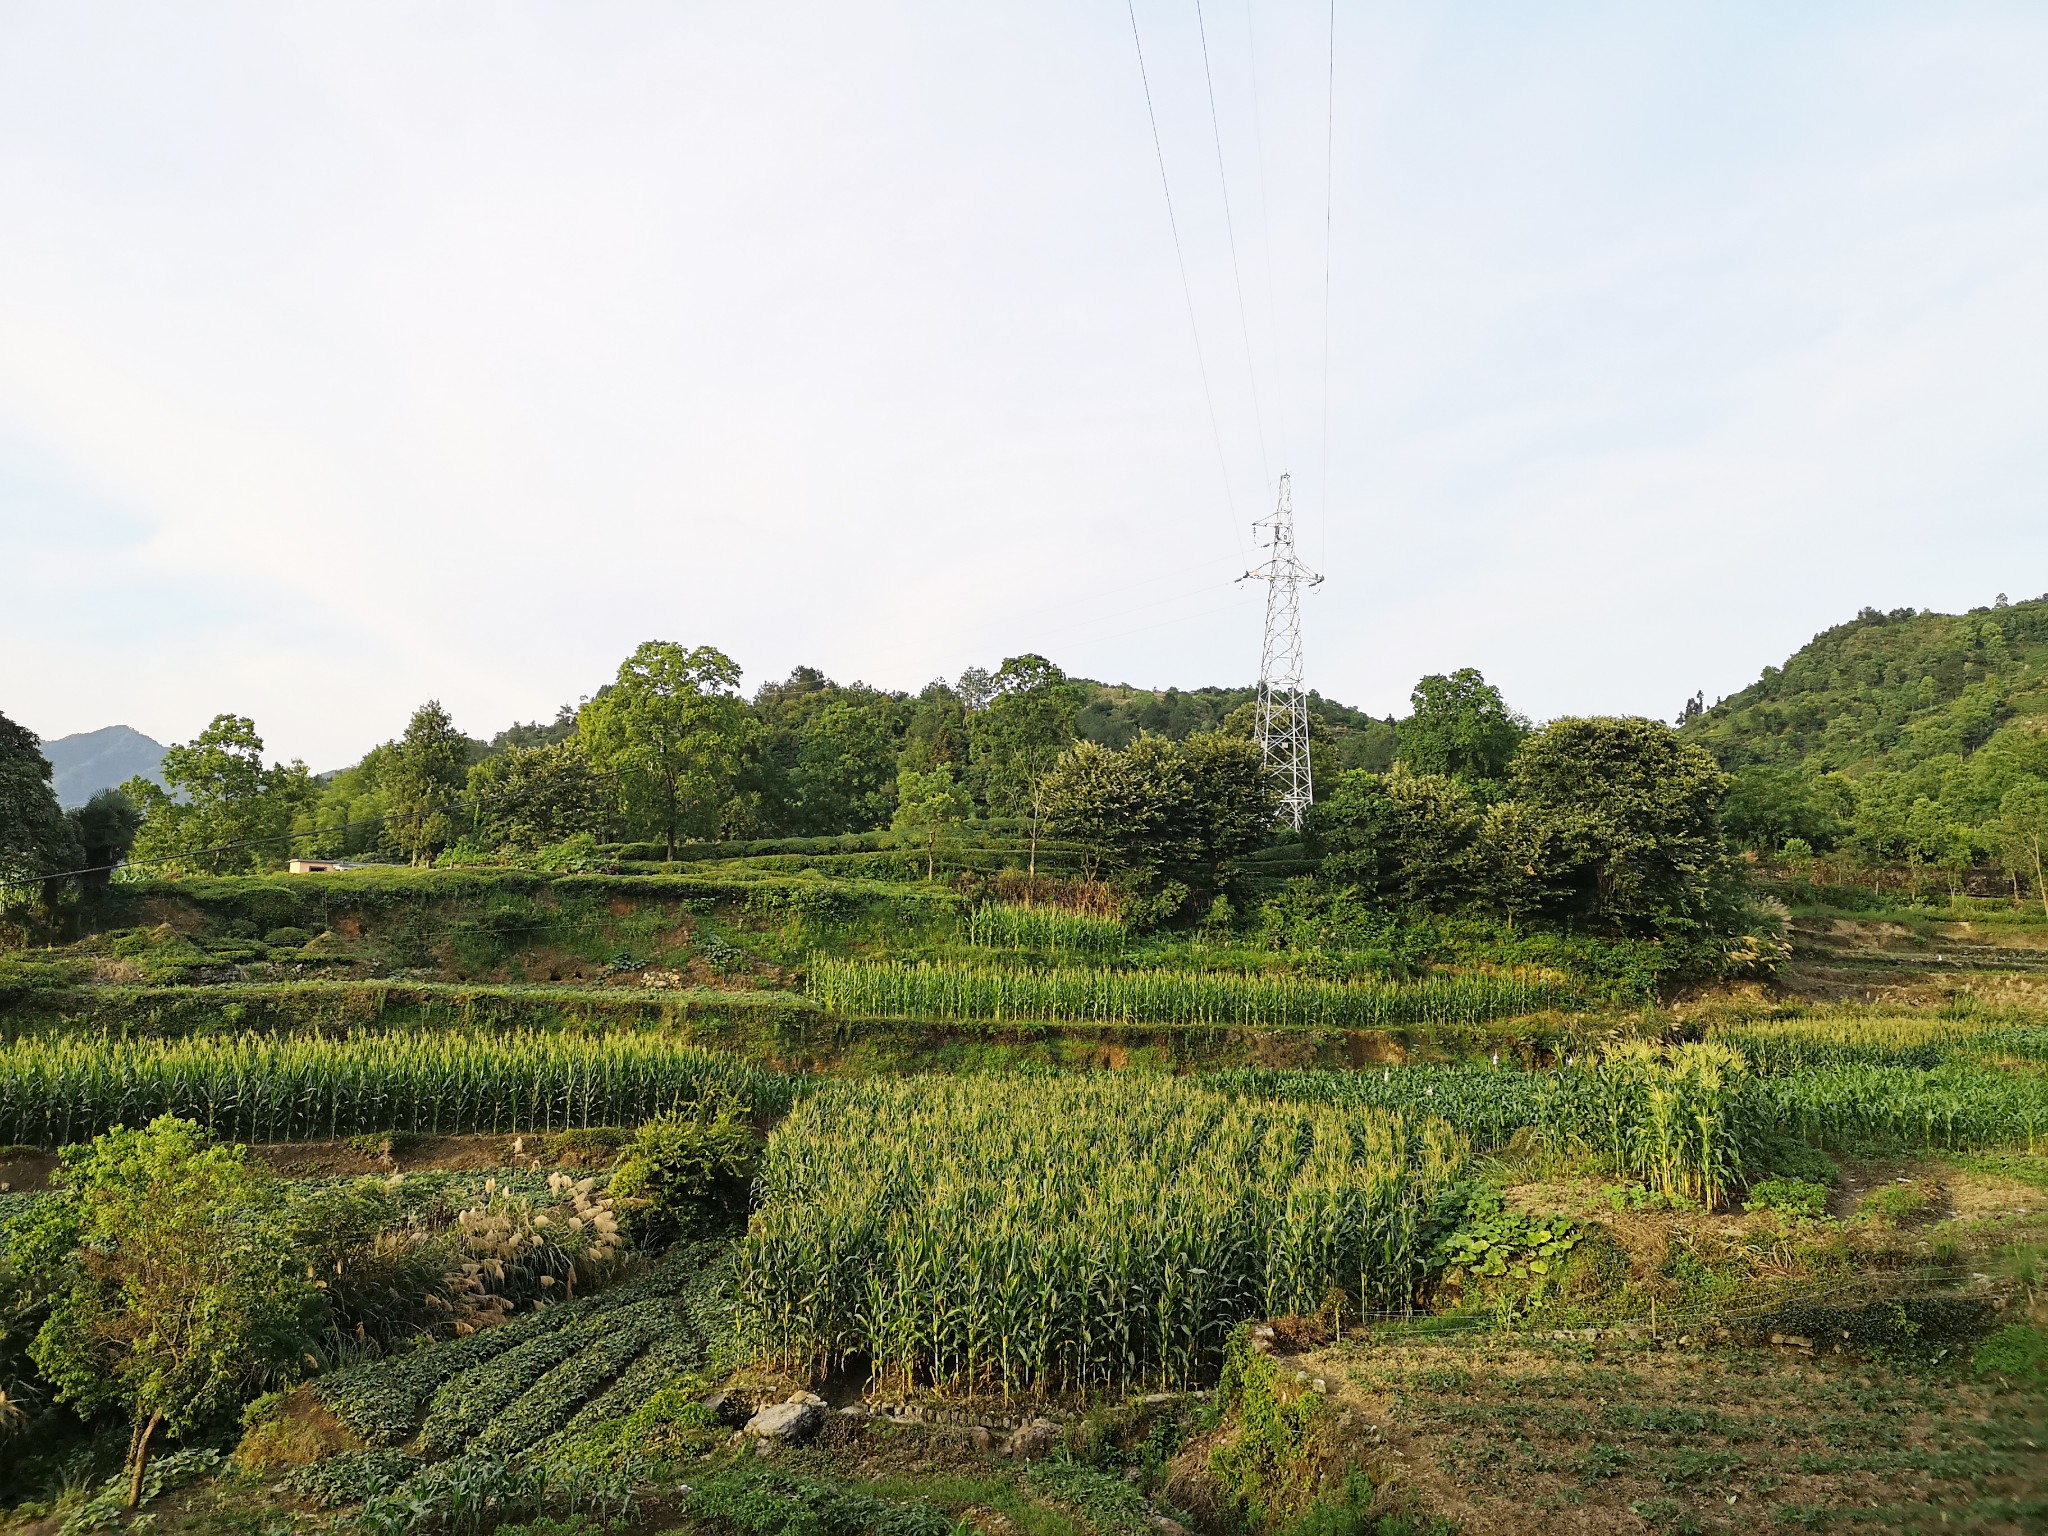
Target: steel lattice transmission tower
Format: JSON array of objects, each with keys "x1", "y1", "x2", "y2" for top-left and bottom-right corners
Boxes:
[{"x1": 1241, "y1": 473, "x2": 1323, "y2": 829}]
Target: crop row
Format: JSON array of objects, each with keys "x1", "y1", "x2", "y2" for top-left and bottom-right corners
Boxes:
[
  {"x1": 314, "y1": 1263, "x2": 696, "y2": 1453},
  {"x1": 960, "y1": 903, "x2": 1127, "y2": 957},
  {"x1": 737, "y1": 1073, "x2": 1469, "y2": 1393},
  {"x1": 806, "y1": 957, "x2": 1576, "y2": 1028},
  {"x1": 1759, "y1": 1061, "x2": 2048, "y2": 1151},
  {"x1": 0, "y1": 1031, "x2": 793, "y2": 1148},
  {"x1": 1222, "y1": 1042, "x2": 1755, "y2": 1210},
  {"x1": 1707, "y1": 1013, "x2": 2048, "y2": 1072}
]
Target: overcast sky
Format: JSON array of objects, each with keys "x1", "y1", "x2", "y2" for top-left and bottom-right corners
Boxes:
[{"x1": 4, "y1": 2, "x2": 2045, "y2": 768}]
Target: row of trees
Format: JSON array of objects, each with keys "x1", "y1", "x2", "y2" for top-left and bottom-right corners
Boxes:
[{"x1": 63, "y1": 645, "x2": 1097, "y2": 873}]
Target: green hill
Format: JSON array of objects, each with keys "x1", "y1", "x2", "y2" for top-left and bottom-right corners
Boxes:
[{"x1": 1684, "y1": 594, "x2": 2048, "y2": 856}]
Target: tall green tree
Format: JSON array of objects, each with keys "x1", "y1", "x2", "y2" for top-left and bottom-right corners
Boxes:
[
  {"x1": 1039, "y1": 733, "x2": 1277, "y2": 889},
  {"x1": 466, "y1": 740, "x2": 610, "y2": 852},
  {"x1": 5, "y1": 1118, "x2": 316, "y2": 1508},
  {"x1": 124, "y1": 716, "x2": 311, "y2": 875},
  {"x1": 1468, "y1": 800, "x2": 1558, "y2": 931},
  {"x1": 68, "y1": 789, "x2": 143, "y2": 890},
  {"x1": 792, "y1": 699, "x2": 899, "y2": 833},
  {"x1": 579, "y1": 642, "x2": 755, "y2": 859},
  {"x1": 1996, "y1": 781, "x2": 2048, "y2": 917},
  {"x1": 971, "y1": 654, "x2": 1083, "y2": 873},
  {"x1": 1311, "y1": 765, "x2": 1483, "y2": 909},
  {"x1": 1397, "y1": 669, "x2": 1527, "y2": 783},
  {"x1": 1510, "y1": 716, "x2": 1732, "y2": 936},
  {"x1": 892, "y1": 766, "x2": 972, "y2": 880},
  {"x1": 383, "y1": 701, "x2": 472, "y2": 865},
  {"x1": 0, "y1": 712, "x2": 81, "y2": 911}
]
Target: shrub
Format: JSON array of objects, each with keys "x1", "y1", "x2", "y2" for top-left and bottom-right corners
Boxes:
[
  {"x1": 607, "y1": 1094, "x2": 757, "y2": 1244},
  {"x1": 1743, "y1": 1178, "x2": 1831, "y2": 1221},
  {"x1": 263, "y1": 926, "x2": 314, "y2": 949},
  {"x1": 681, "y1": 1465, "x2": 955, "y2": 1536},
  {"x1": 1973, "y1": 1323, "x2": 2048, "y2": 1387}
]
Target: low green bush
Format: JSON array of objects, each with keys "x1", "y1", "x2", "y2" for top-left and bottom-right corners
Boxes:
[
  {"x1": 1973, "y1": 1323, "x2": 2048, "y2": 1387},
  {"x1": 1743, "y1": 1178, "x2": 1831, "y2": 1220},
  {"x1": 608, "y1": 1093, "x2": 757, "y2": 1244},
  {"x1": 681, "y1": 1465, "x2": 955, "y2": 1536}
]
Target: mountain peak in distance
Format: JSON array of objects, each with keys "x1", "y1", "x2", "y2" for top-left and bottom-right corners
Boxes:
[{"x1": 41, "y1": 724, "x2": 167, "y2": 808}]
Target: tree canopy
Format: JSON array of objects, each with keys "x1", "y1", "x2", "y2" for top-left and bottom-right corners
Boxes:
[
  {"x1": 124, "y1": 716, "x2": 311, "y2": 875},
  {"x1": 5, "y1": 1118, "x2": 315, "y2": 1507},
  {"x1": 0, "y1": 711, "x2": 80, "y2": 908}
]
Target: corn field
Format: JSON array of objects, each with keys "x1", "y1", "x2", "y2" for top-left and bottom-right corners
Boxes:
[
  {"x1": 736, "y1": 1074, "x2": 1468, "y2": 1393},
  {"x1": 1758, "y1": 1061, "x2": 2048, "y2": 1152},
  {"x1": 1219, "y1": 1043, "x2": 1761, "y2": 1210},
  {"x1": 807, "y1": 958, "x2": 1573, "y2": 1028},
  {"x1": 1707, "y1": 1014, "x2": 1999, "y2": 1071},
  {"x1": 0, "y1": 1031, "x2": 792, "y2": 1148},
  {"x1": 961, "y1": 904, "x2": 1127, "y2": 958},
  {"x1": 1709, "y1": 1014, "x2": 2048, "y2": 1072}
]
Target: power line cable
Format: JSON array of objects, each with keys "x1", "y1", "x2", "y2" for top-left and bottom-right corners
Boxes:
[
  {"x1": 1319, "y1": 0, "x2": 1336, "y2": 568},
  {"x1": 1124, "y1": 0, "x2": 1242, "y2": 556},
  {"x1": 1192, "y1": 0, "x2": 1270, "y2": 493},
  {"x1": 1241, "y1": 0, "x2": 1288, "y2": 475}
]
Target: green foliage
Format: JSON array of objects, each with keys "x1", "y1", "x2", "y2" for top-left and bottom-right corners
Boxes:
[
  {"x1": 4, "y1": 1117, "x2": 316, "y2": 1504},
  {"x1": 1973, "y1": 1323, "x2": 2048, "y2": 1387},
  {"x1": 971, "y1": 654, "x2": 1084, "y2": 860},
  {"x1": 1397, "y1": 668, "x2": 1526, "y2": 784},
  {"x1": 1433, "y1": 1199, "x2": 1582, "y2": 1285},
  {"x1": 891, "y1": 766, "x2": 973, "y2": 880},
  {"x1": 607, "y1": 1093, "x2": 758, "y2": 1243},
  {"x1": 66, "y1": 790, "x2": 141, "y2": 879},
  {"x1": 544, "y1": 1380, "x2": 721, "y2": 1474},
  {"x1": 311, "y1": 1261, "x2": 693, "y2": 1451},
  {"x1": 1209, "y1": 1325, "x2": 1323, "y2": 1524},
  {"x1": 681, "y1": 1464, "x2": 956, "y2": 1536},
  {"x1": 739, "y1": 1075, "x2": 1468, "y2": 1390},
  {"x1": 1741, "y1": 1178, "x2": 1831, "y2": 1220},
  {"x1": 467, "y1": 741, "x2": 611, "y2": 854},
  {"x1": 384, "y1": 702, "x2": 474, "y2": 866},
  {"x1": 1039, "y1": 732, "x2": 1279, "y2": 889},
  {"x1": 0, "y1": 711, "x2": 82, "y2": 909},
  {"x1": 0, "y1": 1029, "x2": 792, "y2": 1147},
  {"x1": 1023, "y1": 1460, "x2": 1159, "y2": 1536},
  {"x1": 284, "y1": 1449, "x2": 419, "y2": 1507},
  {"x1": 578, "y1": 640, "x2": 754, "y2": 859},
  {"x1": 1510, "y1": 717, "x2": 1734, "y2": 939},
  {"x1": 124, "y1": 714, "x2": 313, "y2": 876}
]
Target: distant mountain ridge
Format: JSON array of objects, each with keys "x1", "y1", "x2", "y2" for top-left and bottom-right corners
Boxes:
[{"x1": 41, "y1": 725, "x2": 166, "y2": 808}]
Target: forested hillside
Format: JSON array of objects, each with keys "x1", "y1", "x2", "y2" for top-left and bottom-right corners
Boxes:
[{"x1": 1684, "y1": 594, "x2": 2048, "y2": 874}]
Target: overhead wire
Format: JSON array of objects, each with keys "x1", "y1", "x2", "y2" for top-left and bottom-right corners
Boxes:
[
  {"x1": 1192, "y1": 0, "x2": 1270, "y2": 496},
  {"x1": 1319, "y1": 0, "x2": 1336, "y2": 570},
  {"x1": 1124, "y1": 0, "x2": 1244, "y2": 560},
  {"x1": 1241, "y1": 0, "x2": 1288, "y2": 478}
]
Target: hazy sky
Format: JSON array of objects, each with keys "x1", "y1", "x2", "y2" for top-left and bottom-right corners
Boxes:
[{"x1": 4, "y1": 3, "x2": 2045, "y2": 768}]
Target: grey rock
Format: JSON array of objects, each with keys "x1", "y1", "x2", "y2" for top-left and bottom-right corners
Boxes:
[
  {"x1": 743, "y1": 1400, "x2": 824, "y2": 1442},
  {"x1": 1003, "y1": 1417, "x2": 1061, "y2": 1461}
]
